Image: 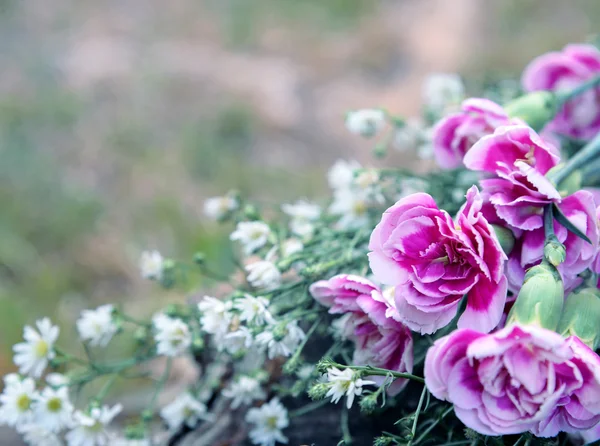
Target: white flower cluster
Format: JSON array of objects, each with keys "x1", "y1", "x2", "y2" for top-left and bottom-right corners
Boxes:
[{"x1": 281, "y1": 200, "x2": 321, "y2": 238}]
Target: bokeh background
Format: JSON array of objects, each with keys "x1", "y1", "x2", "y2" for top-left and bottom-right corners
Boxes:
[{"x1": 0, "y1": 0, "x2": 598, "y2": 436}]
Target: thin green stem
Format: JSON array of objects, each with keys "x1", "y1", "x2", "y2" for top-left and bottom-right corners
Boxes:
[
  {"x1": 549, "y1": 131, "x2": 600, "y2": 186},
  {"x1": 330, "y1": 362, "x2": 425, "y2": 384},
  {"x1": 558, "y1": 74, "x2": 600, "y2": 105},
  {"x1": 289, "y1": 399, "x2": 329, "y2": 418},
  {"x1": 413, "y1": 406, "x2": 453, "y2": 445},
  {"x1": 95, "y1": 373, "x2": 119, "y2": 402},
  {"x1": 543, "y1": 204, "x2": 554, "y2": 240},
  {"x1": 148, "y1": 357, "x2": 172, "y2": 413},
  {"x1": 341, "y1": 405, "x2": 352, "y2": 445},
  {"x1": 289, "y1": 316, "x2": 322, "y2": 360},
  {"x1": 407, "y1": 386, "x2": 428, "y2": 446}
]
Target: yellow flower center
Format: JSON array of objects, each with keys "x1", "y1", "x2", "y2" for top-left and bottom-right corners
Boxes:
[
  {"x1": 16, "y1": 394, "x2": 31, "y2": 412},
  {"x1": 35, "y1": 340, "x2": 49, "y2": 358},
  {"x1": 266, "y1": 415, "x2": 279, "y2": 429},
  {"x1": 47, "y1": 397, "x2": 62, "y2": 413},
  {"x1": 353, "y1": 200, "x2": 367, "y2": 216}
]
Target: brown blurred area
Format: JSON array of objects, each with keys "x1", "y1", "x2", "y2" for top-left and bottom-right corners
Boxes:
[{"x1": 0, "y1": 0, "x2": 598, "y2": 442}]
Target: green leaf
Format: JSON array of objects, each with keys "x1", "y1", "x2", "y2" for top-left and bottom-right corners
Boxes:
[{"x1": 553, "y1": 203, "x2": 592, "y2": 244}]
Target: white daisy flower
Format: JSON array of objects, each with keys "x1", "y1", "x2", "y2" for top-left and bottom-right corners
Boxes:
[
  {"x1": 76, "y1": 304, "x2": 118, "y2": 348},
  {"x1": 152, "y1": 314, "x2": 191, "y2": 357},
  {"x1": 422, "y1": 72, "x2": 464, "y2": 112},
  {"x1": 0, "y1": 376, "x2": 38, "y2": 428},
  {"x1": 159, "y1": 392, "x2": 211, "y2": 432},
  {"x1": 246, "y1": 398, "x2": 289, "y2": 446},
  {"x1": 255, "y1": 321, "x2": 305, "y2": 359},
  {"x1": 281, "y1": 200, "x2": 321, "y2": 237},
  {"x1": 65, "y1": 404, "x2": 122, "y2": 446},
  {"x1": 139, "y1": 250, "x2": 163, "y2": 280},
  {"x1": 13, "y1": 318, "x2": 59, "y2": 378},
  {"x1": 234, "y1": 295, "x2": 273, "y2": 326},
  {"x1": 220, "y1": 326, "x2": 253, "y2": 355},
  {"x1": 230, "y1": 221, "x2": 271, "y2": 256},
  {"x1": 245, "y1": 261, "x2": 281, "y2": 290},
  {"x1": 46, "y1": 373, "x2": 70, "y2": 388},
  {"x1": 393, "y1": 118, "x2": 424, "y2": 152},
  {"x1": 203, "y1": 195, "x2": 238, "y2": 221},
  {"x1": 280, "y1": 238, "x2": 303, "y2": 258},
  {"x1": 325, "y1": 367, "x2": 376, "y2": 409},
  {"x1": 222, "y1": 375, "x2": 266, "y2": 409},
  {"x1": 327, "y1": 159, "x2": 361, "y2": 191},
  {"x1": 197, "y1": 296, "x2": 233, "y2": 336},
  {"x1": 17, "y1": 424, "x2": 63, "y2": 446},
  {"x1": 345, "y1": 109, "x2": 386, "y2": 138},
  {"x1": 33, "y1": 386, "x2": 74, "y2": 432},
  {"x1": 328, "y1": 189, "x2": 370, "y2": 229}
]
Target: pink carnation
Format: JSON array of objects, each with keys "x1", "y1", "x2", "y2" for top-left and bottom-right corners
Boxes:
[
  {"x1": 464, "y1": 124, "x2": 561, "y2": 230},
  {"x1": 309, "y1": 274, "x2": 413, "y2": 395},
  {"x1": 425, "y1": 324, "x2": 600, "y2": 437},
  {"x1": 433, "y1": 98, "x2": 513, "y2": 170},
  {"x1": 368, "y1": 186, "x2": 507, "y2": 334},
  {"x1": 522, "y1": 43, "x2": 600, "y2": 140}
]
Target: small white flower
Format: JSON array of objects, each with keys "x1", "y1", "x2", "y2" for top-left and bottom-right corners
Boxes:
[
  {"x1": 280, "y1": 238, "x2": 303, "y2": 258},
  {"x1": 203, "y1": 195, "x2": 238, "y2": 220},
  {"x1": 246, "y1": 398, "x2": 289, "y2": 446},
  {"x1": 46, "y1": 373, "x2": 70, "y2": 388},
  {"x1": 296, "y1": 364, "x2": 315, "y2": 381},
  {"x1": 114, "y1": 438, "x2": 150, "y2": 446},
  {"x1": 76, "y1": 304, "x2": 118, "y2": 348},
  {"x1": 345, "y1": 109, "x2": 386, "y2": 138},
  {"x1": 33, "y1": 386, "x2": 74, "y2": 432},
  {"x1": 325, "y1": 367, "x2": 376, "y2": 409},
  {"x1": 17, "y1": 424, "x2": 63, "y2": 446},
  {"x1": 223, "y1": 375, "x2": 266, "y2": 409},
  {"x1": 65, "y1": 404, "x2": 122, "y2": 446},
  {"x1": 327, "y1": 159, "x2": 361, "y2": 191},
  {"x1": 152, "y1": 314, "x2": 191, "y2": 357},
  {"x1": 255, "y1": 321, "x2": 305, "y2": 359},
  {"x1": 354, "y1": 169, "x2": 380, "y2": 191},
  {"x1": 0, "y1": 376, "x2": 38, "y2": 428},
  {"x1": 230, "y1": 221, "x2": 271, "y2": 256},
  {"x1": 393, "y1": 118, "x2": 424, "y2": 152},
  {"x1": 197, "y1": 296, "x2": 233, "y2": 336},
  {"x1": 397, "y1": 178, "x2": 428, "y2": 199},
  {"x1": 281, "y1": 200, "x2": 321, "y2": 237},
  {"x1": 329, "y1": 189, "x2": 370, "y2": 229},
  {"x1": 422, "y1": 73, "x2": 465, "y2": 112},
  {"x1": 221, "y1": 326, "x2": 253, "y2": 354},
  {"x1": 160, "y1": 392, "x2": 211, "y2": 432},
  {"x1": 13, "y1": 318, "x2": 59, "y2": 378},
  {"x1": 139, "y1": 250, "x2": 163, "y2": 280},
  {"x1": 234, "y1": 294, "x2": 273, "y2": 325},
  {"x1": 331, "y1": 313, "x2": 355, "y2": 341},
  {"x1": 246, "y1": 261, "x2": 281, "y2": 290}
]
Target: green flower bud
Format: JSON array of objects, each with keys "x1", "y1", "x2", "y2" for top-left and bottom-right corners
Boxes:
[
  {"x1": 283, "y1": 356, "x2": 300, "y2": 375},
  {"x1": 134, "y1": 326, "x2": 149, "y2": 344},
  {"x1": 506, "y1": 262, "x2": 564, "y2": 330},
  {"x1": 191, "y1": 335, "x2": 205, "y2": 354},
  {"x1": 307, "y1": 382, "x2": 329, "y2": 400},
  {"x1": 544, "y1": 236, "x2": 566, "y2": 267},
  {"x1": 373, "y1": 142, "x2": 387, "y2": 159},
  {"x1": 243, "y1": 204, "x2": 261, "y2": 221},
  {"x1": 504, "y1": 91, "x2": 558, "y2": 132},
  {"x1": 359, "y1": 392, "x2": 379, "y2": 414},
  {"x1": 140, "y1": 409, "x2": 154, "y2": 423},
  {"x1": 373, "y1": 436, "x2": 394, "y2": 446},
  {"x1": 558, "y1": 288, "x2": 600, "y2": 349},
  {"x1": 491, "y1": 225, "x2": 515, "y2": 256},
  {"x1": 193, "y1": 252, "x2": 205, "y2": 265}
]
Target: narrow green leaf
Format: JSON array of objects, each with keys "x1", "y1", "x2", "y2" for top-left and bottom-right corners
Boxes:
[{"x1": 553, "y1": 203, "x2": 592, "y2": 244}]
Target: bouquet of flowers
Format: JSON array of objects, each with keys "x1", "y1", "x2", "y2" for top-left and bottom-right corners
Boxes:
[{"x1": 4, "y1": 41, "x2": 600, "y2": 446}]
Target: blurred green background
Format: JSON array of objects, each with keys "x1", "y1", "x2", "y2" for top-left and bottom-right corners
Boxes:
[{"x1": 0, "y1": 0, "x2": 599, "y2": 375}]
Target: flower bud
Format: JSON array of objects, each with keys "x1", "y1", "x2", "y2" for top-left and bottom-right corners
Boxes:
[
  {"x1": 544, "y1": 236, "x2": 566, "y2": 267},
  {"x1": 558, "y1": 288, "x2": 600, "y2": 349},
  {"x1": 491, "y1": 225, "x2": 515, "y2": 256},
  {"x1": 506, "y1": 262, "x2": 564, "y2": 330},
  {"x1": 243, "y1": 204, "x2": 261, "y2": 221},
  {"x1": 504, "y1": 91, "x2": 558, "y2": 132},
  {"x1": 307, "y1": 382, "x2": 329, "y2": 400}
]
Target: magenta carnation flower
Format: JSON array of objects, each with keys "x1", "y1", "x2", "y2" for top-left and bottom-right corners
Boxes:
[
  {"x1": 432, "y1": 98, "x2": 513, "y2": 169},
  {"x1": 464, "y1": 124, "x2": 561, "y2": 231},
  {"x1": 309, "y1": 274, "x2": 413, "y2": 394},
  {"x1": 425, "y1": 324, "x2": 600, "y2": 437},
  {"x1": 368, "y1": 186, "x2": 507, "y2": 334},
  {"x1": 522, "y1": 43, "x2": 600, "y2": 140}
]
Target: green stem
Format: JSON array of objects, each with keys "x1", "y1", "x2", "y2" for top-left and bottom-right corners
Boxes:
[
  {"x1": 289, "y1": 316, "x2": 322, "y2": 360},
  {"x1": 558, "y1": 74, "x2": 600, "y2": 105},
  {"x1": 289, "y1": 399, "x2": 329, "y2": 418},
  {"x1": 330, "y1": 362, "x2": 425, "y2": 384},
  {"x1": 95, "y1": 373, "x2": 119, "y2": 402},
  {"x1": 413, "y1": 406, "x2": 453, "y2": 445},
  {"x1": 148, "y1": 357, "x2": 172, "y2": 413},
  {"x1": 543, "y1": 204, "x2": 554, "y2": 240},
  {"x1": 549, "y1": 131, "x2": 600, "y2": 186},
  {"x1": 407, "y1": 386, "x2": 428, "y2": 446},
  {"x1": 341, "y1": 405, "x2": 352, "y2": 445}
]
